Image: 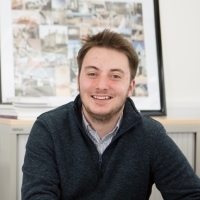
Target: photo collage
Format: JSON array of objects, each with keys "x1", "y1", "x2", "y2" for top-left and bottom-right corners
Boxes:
[{"x1": 11, "y1": 0, "x2": 148, "y2": 97}]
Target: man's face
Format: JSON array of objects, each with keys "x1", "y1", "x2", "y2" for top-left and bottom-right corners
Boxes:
[{"x1": 78, "y1": 47, "x2": 135, "y2": 122}]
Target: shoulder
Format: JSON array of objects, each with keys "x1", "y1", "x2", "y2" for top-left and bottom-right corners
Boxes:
[
  {"x1": 130, "y1": 115, "x2": 168, "y2": 148},
  {"x1": 139, "y1": 116, "x2": 179, "y2": 156},
  {"x1": 28, "y1": 101, "x2": 76, "y2": 141},
  {"x1": 36, "y1": 95, "x2": 82, "y2": 124},
  {"x1": 124, "y1": 98, "x2": 164, "y2": 133},
  {"x1": 29, "y1": 101, "x2": 76, "y2": 133},
  {"x1": 139, "y1": 115, "x2": 165, "y2": 133},
  {"x1": 38, "y1": 101, "x2": 74, "y2": 121}
]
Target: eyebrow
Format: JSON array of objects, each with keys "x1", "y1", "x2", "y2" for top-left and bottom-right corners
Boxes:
[
  {"x1": 84, "y1": 66, "x2": 99, "y2": 70},
  {"x1": 110, "y1": 68, "x2": 125, "y2": 74},
  {"x1": 84, "y1": 66, "x2": 125, "y2": 74}
]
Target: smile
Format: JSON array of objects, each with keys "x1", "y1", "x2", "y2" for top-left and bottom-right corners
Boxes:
[{"x1": 92, "y1": 96, "x2": 111, "y2": 100}]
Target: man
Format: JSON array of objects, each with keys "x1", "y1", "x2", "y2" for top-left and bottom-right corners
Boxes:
[{"x1": 22, "y1": 29, "x2": 200, "y2": 199}]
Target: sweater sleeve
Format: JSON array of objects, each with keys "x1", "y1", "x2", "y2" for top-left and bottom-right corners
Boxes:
[
  {"x1": 21, "y1": 117, "x2": 60, "y2": 200},
  {"x1": 152, "y1": 127, "x2": 200, "y2": 200}
]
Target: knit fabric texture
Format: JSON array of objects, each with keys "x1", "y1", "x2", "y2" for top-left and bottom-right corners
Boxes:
[{"x1": 22, "y1": 95, "x2": 200, "y2": 200}]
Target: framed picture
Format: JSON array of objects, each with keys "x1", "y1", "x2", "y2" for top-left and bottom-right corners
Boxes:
[{"x1": 0, "y1": 0, "x2": 166, "y2": 116}]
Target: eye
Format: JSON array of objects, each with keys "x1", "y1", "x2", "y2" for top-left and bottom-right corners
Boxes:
[
  {"x1": 111, "y1": 74, "x2": 121, "y2": 79},
  {"x1": 88, "y1": 72, "x2": 97, "y2": 77}
]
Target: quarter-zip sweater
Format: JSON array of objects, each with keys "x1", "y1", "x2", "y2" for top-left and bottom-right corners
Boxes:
[{"x1": 22, "y1": 95, "x2": 200, "y2": 200}]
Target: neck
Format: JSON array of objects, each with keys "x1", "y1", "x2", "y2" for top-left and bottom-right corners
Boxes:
[{"x1": 83, "y1": 109, "x2": 122, "y2": 139}]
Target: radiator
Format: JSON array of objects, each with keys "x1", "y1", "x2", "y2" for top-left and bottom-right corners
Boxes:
[{"x1": 17, "y1": 132, "x2": 195, "y2": 200}]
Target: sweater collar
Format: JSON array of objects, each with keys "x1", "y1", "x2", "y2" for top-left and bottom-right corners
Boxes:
[{"x1": 73, "y1": 94, "x2": 141, "y2": 133}]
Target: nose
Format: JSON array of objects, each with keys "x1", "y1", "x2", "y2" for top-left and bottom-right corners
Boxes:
[{"x1": 95, "y1": 75, "x2": 109, "y2": 90}]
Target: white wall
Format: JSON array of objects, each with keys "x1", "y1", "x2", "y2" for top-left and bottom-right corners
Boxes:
[{"x1": 159, "y1": 0, "x2": 200, "y2": 119}]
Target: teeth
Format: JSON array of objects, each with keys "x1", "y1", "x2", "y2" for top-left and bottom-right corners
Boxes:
[{"x1": 93, "y1": 96, "x2": 110, "y2": 100}]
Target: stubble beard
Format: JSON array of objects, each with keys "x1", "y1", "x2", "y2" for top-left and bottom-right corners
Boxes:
[
  {"x1": 81, "y1": 92, "x2": 129, "y2": 125},
  {"x1": 82, "y1": 102, "x2": 124, "y2": 125}
]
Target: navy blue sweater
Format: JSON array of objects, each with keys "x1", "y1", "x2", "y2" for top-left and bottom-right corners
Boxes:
[{"x1": 22, "y1": 95, "x2": 200, "y2": 199}]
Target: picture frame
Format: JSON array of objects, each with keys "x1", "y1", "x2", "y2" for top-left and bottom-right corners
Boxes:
[{"x1": 0, "y1": 0, "x2": 166, "y2": 116}]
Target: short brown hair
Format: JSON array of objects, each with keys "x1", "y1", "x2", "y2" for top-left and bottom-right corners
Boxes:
[{"x1": 77, "y1": 29, "x2": 139, "y2": 80}]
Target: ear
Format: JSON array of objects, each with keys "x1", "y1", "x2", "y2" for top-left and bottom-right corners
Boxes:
[{"x1": 127, "y1": 80, "x2": 135, "y2": 97}]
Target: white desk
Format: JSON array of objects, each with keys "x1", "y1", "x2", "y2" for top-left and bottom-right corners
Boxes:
[{"x1": 0, "y1": 117, "x2": 200, "y2": 200}]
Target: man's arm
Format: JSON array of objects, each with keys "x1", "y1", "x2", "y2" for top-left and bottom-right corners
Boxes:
[
  {"x1": 21, "y1": 117, "x2": 60, "y2": 200},
  {"x1": 152, "y1": 127, "x2": 200, "y2": 199}
]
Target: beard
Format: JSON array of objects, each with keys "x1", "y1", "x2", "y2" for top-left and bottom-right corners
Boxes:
[
  {"x1": 80, "y1": 91, "x2": 129, "y2": 125},
  {"x1": 82, "y1": 101, "x2": 124, "y2": 125}
]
